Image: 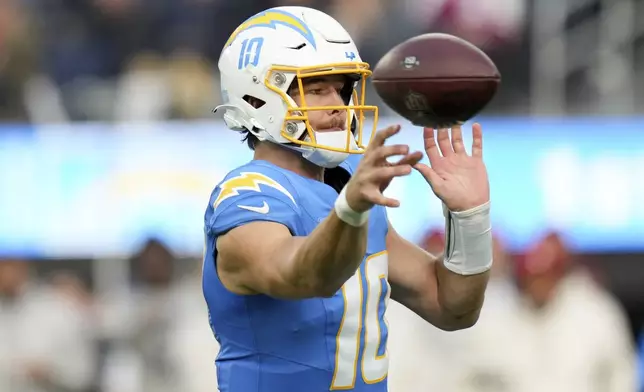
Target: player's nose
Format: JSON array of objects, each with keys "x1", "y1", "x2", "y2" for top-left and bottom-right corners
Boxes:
[{"x1": 326, "y1": 91, "x2": 346, "y2": 115}]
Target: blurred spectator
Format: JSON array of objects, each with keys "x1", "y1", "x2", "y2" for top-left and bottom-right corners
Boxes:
[
  {"x1": 23, "y1": 0, "x2": 130, "y2": 121},
  {"x1": 0, "y1": 260, "x2": 97, "y2": 392},
  {"x1": 99, "y1": 239, "x2": 217, "y2": 392},
  {"x1": 0, "y1": 0, "x2": 538, "y2": 121},
  {"x1": 113, "y1": 51, "x2": 216, "y2": 122},
  {"x1": 0, "y1": 0, "x2": 38, "y2": 121},
  {"x1": 433, "y1": 0, "x2": 526, "y2": 48},
  {"x1": 506, "y1": 232, "x2": 637, "y2": 392},
  {"x1": 387, "y1": 231, "x2": 521, "y2": 392},
  {"x1": 388, "y1": 230, "x2": 636, "y2": 392}
]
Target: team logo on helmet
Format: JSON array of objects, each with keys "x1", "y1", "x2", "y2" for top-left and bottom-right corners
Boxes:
[{"x1": 225, "y1": 9, "x2": 317, "y2": 49}]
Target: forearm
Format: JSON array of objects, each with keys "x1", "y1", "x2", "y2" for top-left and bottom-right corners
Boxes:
[
  {"x1": 288, "y1": 211, "x2": 367, "y2": 296},
  {"x1": 436, "y1": 201, "x2": 492, "y2": 318},
  {"x1": 435, "y1": 259, "x2": 489, "y2": 319},
  {"x1": 388, "y1": 202, "x2": 492, "y2": 330},
  {"x1": 388, "y1": 240, "x2": 488, "y2": 331}
]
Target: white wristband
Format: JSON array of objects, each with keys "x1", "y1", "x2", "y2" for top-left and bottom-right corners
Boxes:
[
  {"x1": 442, "y1": 202, "x2": 493, "y2": 275},
  {"x1": 334, "y1": 186, "x2": 370, "y2": 227}
]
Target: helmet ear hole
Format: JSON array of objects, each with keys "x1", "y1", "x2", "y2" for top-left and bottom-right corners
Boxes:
[{"x1": 243, "y1": 95, "x2": 266, "y2": 109}]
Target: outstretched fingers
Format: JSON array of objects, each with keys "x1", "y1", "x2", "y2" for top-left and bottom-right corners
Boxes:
[
  {"x1": 369, "y1": 125, "x2": 401, "y2": 149},
  {"x1": 436, "y1": 128, "x2": 454, "y2": 157},
  {"x1": 451, "y1": 124, "x2": 466, "y2": 154},
  {"x1": 423, "y1": 128, "x2": 441, "y2": 166},
  {"x1": 471, "y1": 123, "x2": 483, "y2": 158},
  {"x1": 413, "y1": 162, "x2": 443, "y2": 188}
]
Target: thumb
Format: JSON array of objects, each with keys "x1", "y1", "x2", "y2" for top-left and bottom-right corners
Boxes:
[{"x1": 414, "y1": 163, "x2": 443, "y2": 187}]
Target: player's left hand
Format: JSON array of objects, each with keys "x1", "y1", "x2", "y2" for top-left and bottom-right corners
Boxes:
[{"x1": 414, "y1": 123, "x2": 489, "y2": 212}]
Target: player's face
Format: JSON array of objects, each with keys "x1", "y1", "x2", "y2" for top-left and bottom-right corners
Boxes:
[
  {"x1": 518, "y1": 235, "x2": 567, "y2": 308},
  {"x1": 0, "y1": 260, "x2": 29, "y2": 298},
  {"x1": 289, "y1": 76, "x2": 348, "y2": 133}
]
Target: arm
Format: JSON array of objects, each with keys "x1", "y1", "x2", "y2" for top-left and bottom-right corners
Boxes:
[
  {"x1": 390, "y1": 124, "x2": 492, "y2": 330},
  {"x1": 217, "y1": 206, "x2": 367, "y2": 299},
  {"x1": 216, "y1": 125, "x2": 416, "y2": 299},
  {"x1": 387, "y1": 223, "x2": 489, "y2": 331}
]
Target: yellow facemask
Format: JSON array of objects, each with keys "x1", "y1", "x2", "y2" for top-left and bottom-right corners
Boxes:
[{"x1": 264, "y1": 62, "x2": 379, "y2": 154}]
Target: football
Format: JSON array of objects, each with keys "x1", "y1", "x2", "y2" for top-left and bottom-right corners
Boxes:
[{"x1": 371, "y1": 33, "x2": 501, "y2": 128}]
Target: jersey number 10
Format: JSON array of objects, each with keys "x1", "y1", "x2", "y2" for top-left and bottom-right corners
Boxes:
[{"x1": 332, "y1": 251, "x2": 390, "y2": 389}]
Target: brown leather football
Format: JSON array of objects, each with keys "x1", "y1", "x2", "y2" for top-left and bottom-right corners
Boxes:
[{"x1": 371, "y1": 33, "x2": 501, "y2": 128}]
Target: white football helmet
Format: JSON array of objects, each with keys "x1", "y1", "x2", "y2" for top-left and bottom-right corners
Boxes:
[{"x1": 215, "y1": 6, "x2": 378, "y2": 168}]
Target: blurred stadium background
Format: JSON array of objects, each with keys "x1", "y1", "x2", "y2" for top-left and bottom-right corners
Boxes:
[{"x1": 1, "y1": 0, "x2": 644, "y2": 391}]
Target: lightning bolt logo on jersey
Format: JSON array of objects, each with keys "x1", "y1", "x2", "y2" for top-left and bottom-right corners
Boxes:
[
  {"x1": 202, "y1": 157, "x2": 391, "y2": 392},
  {"x1": 213, "y1": 172, "x2": 296, "y2": 208}
]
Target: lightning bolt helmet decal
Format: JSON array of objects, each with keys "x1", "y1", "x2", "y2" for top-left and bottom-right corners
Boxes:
[{"x1": 224, "y1": 9, "x2": 317, "y2": 49}]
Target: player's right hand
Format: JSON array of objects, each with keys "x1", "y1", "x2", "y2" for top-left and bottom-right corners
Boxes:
[{"x1": 345, "y1": 125, "x2": 424, "y2": 212}]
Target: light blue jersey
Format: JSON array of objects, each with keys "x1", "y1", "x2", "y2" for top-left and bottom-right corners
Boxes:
[{"x1": 203, "y1": 156, "x2": 391, "y2": 391}]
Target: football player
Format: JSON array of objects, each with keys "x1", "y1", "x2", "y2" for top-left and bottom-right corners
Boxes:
[{"x1": 203, "y1": 6, "x2": 493, "y2": 392}]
